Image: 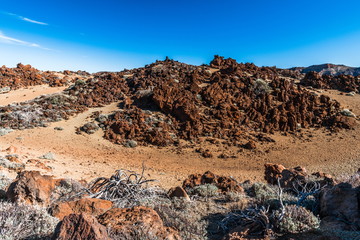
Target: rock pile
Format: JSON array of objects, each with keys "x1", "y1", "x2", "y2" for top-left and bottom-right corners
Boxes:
[
  {"x1": 301, "y1": 71, "x2": 360, "y2": 93},
  {"x1": 182, "y1": 171, "x2": 243, "y2": 192},
  {"x1": 1, "y1": 56, "x2": 357, "y2": 147},
  {"x1": 0, "y1": 63, "x2": 72, "y2": 91}
]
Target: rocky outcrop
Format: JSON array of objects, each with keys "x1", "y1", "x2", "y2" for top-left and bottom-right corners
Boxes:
[
  {"x1": 6, "y1": 171, "x2": 61, "y2": 206},
  {"x1": 301, "y1": 71, "x2": 360, "y2": 92},
  {"x1": 0, "y1": 56, "x2": 355, "y2": 147},
  {"x1": 0, "y1": 63, "x2": 73, "y2": 90},
  {"x1": 97, "y1": 206, "x2": 181, "y2": 240},
  {"x1": 52, "y1": 213, "x2": 109, "y2": 240},
  {"x1": 49, "y1": 198, "x2": 113, "y2": 220},
  {"x1": 182, "y1": 171, "x2": 243, "y2": 192},
  {"x1": 264, "y1": 163, "x2": 307, "y2": 188}
]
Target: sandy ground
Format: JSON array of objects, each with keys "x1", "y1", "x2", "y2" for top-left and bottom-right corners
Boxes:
[
  {"x1": 0, "y1": 87, "x2": 359, "y2": 189},
  {"x1": 0, "y1": 85, "x2": 67, "y2": 105}
]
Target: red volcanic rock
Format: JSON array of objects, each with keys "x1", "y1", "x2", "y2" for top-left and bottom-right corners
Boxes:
[
  {"x1": 0, "y1": 56, "x2": 355, "y2": 147},
  {"x1": 97, "y1": 206, "x2": 181, "y2": 240},
  {"x1": 0, "y1": 63, "x2": 72, "y2": 91},
  {"x1": 52, "y1": 213, "x2": 109, "y2": 240},
  {"x1": 6, "y1": 171, "x2": 61, "y2": 206},
  {"x1": 49, "y1": 198, "x2": 113, "y2": 220},
  {"x1": 168, "y1": 186, "x2": 190, "y2": 201},
  {"x1": 264, "y1": 163, "x2": 307, "y2": 188},
  {"x1": 264, "y1": 163, "x2": 336, "y2": 188},
  {"x1": 244, "y1": 140, "x2": 257, "y2": 149},
  {"x1": 182, "y1": 171, "x2": 243, "y2": 193},
  {"x1": 301, "y1": 71, "x2": 360, "y2": 92}
]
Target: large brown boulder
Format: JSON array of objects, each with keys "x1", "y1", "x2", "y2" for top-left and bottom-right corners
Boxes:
[
  {"x1": 49, "y1": 198, "x2": 113, "y2": 220},
  {"x1": 319, "y1": 183, "x2": 360, "y2": 230},
  {"x1": 6, "y1": 171, "x2": 61, "y2": 206},
  {"x1": 97, "y1": 206, "x2": 181, "y2": 240},
  {"x1": 52, "y1": 213, "x2": 109, "y2": 240}
]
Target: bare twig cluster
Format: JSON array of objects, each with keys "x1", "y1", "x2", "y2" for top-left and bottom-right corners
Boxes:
[
  {"x1": 88, "y1": 166, "x2": 162, "y2": 207},
  {"x1": 292, "y1": 179, "x2": 324, "y2": 206},
  {"x1": 220, "y1": 205, "x2": 272, "y2": 236}
]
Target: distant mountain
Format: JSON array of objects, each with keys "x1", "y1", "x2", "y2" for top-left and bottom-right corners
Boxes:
[{"x1": 290, "y1": 64, "x2": 360, "y2": 76}]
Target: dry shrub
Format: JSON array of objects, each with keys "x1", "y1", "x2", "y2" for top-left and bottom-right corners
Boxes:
[
  {"x1": 88, "y1": 169, "x2": 165, "y2": 208},
  {"x1": 0, "y1": 201, "x2": 59, "y2": 240}
]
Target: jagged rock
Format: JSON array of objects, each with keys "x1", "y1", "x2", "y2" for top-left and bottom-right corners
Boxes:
[
  {"x1": 0, "y1": 56, "x2": 355, "y2": 147},
  {"x1": 301, "y1": 71, "x2": 360, "y2": 92},
  {"x1": 6, "y1": 171, "x2": 61, "y2": 206},
  {"x1": 264, "y1": 163, "x2": 307, "y2": 188},
  {"x1": 0, "y1": 64, "x2": 73, "y2": 91},
  {"x1": 97, "y1": 206, "x2": 181, "y2": 240},
  {"x1": 244, "y1": 140, "x2": 257, "y2": 149},
  {"x1": 49, "y1": 198, "x2": 113, "y2": 220},
  {"x1": 182, "y1": 171, "x2": 243, "y2": 192},
  {"x1": 52, "y1": 213, "x2": 109, "y2": 240}
]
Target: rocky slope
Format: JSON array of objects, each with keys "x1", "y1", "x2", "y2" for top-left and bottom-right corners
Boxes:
[{"x1": 0, "y1": 56, "x2": 356, "y2": 148}]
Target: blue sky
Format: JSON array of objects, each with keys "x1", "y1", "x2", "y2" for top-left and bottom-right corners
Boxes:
[{"x1": 1, "y1": 0, "x2": 360, "y2": 72}]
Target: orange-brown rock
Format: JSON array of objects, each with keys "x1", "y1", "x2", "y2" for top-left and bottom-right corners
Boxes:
[
  {"x1": 168, "y1": 186, "x2": 190, "y2": 201},
  {"x1": 5, "y1": 145, "x2": 17, "y2": 154},
  {"x1": 6, "y1": 171, "x2": 61, "y2": 206},
  {"x1": 264, "y1": 163, "x2": 307, "y2": 188},
  {"x1": 52, "y1": 213, "x2": 109, "y2": 240},
  {"x1": 97, "y1": 206, "x2": 181, "y2": 240},
  {"x1": 244, "y1": 140, "x2": 257, "y2": 150},
  {"x1": 49, "y1": 198, "x2": 113, "y2": 220}
]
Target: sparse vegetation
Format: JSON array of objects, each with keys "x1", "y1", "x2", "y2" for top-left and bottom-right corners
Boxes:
[
  {"x1": 275, "y1": 205, "x2": 320, "y2": 234},
  {"x1": 0, "y1": 201, "x2": 59, "y2": 240}
]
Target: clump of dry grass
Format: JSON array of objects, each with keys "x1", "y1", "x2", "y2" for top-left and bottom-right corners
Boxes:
[{"x1": 0, "y1": 201, "x2": 59, "y2": 240}]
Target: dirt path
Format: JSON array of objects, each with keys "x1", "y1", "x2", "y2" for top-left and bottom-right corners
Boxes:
[
  {"x1": 0, "y1": 85, "x2": 67, "y2": 106},
  {"x1": 0, "y1": 88, "x2": 359, "y2": 189}
]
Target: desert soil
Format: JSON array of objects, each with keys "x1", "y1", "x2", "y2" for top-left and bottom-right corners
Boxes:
[{"x1": 0, "y1": 87, "x2": 359, "y2": 189}]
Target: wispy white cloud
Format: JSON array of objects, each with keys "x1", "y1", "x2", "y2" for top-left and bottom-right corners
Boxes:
[
  {"x1": 20, "y1": 17, "x2": 48, "y2": 25},
  {"x1": 3, "y1": 12, "x2": 48, "y2": 25},
  {"x1": 0, "y1": 30, "x2": 50, "y2": 50}
]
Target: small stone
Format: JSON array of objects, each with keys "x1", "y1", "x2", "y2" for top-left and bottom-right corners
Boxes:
[
  {"x1": 39, "y1": 152, "x2": 56, "y2": 160},
  {"x1": 124, "y1": 140, "x2": 137, "y2": 148},
  {"x1": 341, "y1": 109, "x2": 356, "y2": 118}
]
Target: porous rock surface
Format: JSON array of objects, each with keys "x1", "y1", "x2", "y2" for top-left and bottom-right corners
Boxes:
[{"x1": 52, "y1": 213, "x2": 109, "y2": 240}]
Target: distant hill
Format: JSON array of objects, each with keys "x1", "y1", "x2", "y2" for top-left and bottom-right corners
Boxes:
[{"x1": 290, "y1": 64, "x2": 360, "y2": 76}]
